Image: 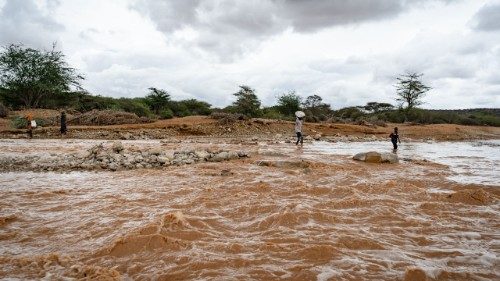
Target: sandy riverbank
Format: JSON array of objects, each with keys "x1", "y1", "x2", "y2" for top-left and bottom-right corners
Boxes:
[{"x1": 1, "y1": 115, "x2": 500, "y2": 141}]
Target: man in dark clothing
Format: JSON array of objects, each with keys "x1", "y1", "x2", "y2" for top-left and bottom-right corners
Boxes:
[
  {"x1": 389, "y1": 127, "x2": 401, "y2": 150},
  {"x1": 60, "y1": 111, "x2": 67, "y2": 135},
  {"x1": 295, "y1": 117, "x2": 304, "y2": 146}
]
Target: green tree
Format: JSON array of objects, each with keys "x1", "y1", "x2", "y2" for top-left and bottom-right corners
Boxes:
[
  {"x1": 363, "y1": 102, "x2": 394, "y2": 113},
  {"x1": 232, "y1": 85, "x2": 261, "y2": 117},
  {"x1": 145, "y1": 87, "x2": 171, "y2": 115},
  {"x1": 0, "y1": 43, "x2": 83, "y2": 109},
  {"x1": 302, "y1": 94, "x2": 332, "y2": 121},
  {"x1": 395, "y1": 72, "x2": 431, "y2": 110},
  {"x1": 170, "y1": 99, "x2": 212, "y2": 116},
  {"x1": 276, "y1": 91, "x2": 301, "y2": 117}
]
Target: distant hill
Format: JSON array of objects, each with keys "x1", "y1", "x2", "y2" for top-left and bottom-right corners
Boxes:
[{"x1": 429, "y1": 108, "x2": 500, "y2": 116}]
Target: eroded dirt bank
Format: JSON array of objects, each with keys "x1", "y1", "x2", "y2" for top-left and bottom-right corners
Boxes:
[
  {"x1": 0, "y1": 139, "x2": 499, "y2": 280},
  {"x1": 1, "y1": 115, "x2": 500, "y2": 141}
]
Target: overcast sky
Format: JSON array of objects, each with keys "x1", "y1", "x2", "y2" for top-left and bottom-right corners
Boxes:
[{"x1": 0, "y1": 0, "x2": 499, "y2": 109}]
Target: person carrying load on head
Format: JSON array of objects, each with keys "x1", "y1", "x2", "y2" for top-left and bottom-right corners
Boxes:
[{"x1": 295, "y1": 111, "x2": 305, "y2": 146}]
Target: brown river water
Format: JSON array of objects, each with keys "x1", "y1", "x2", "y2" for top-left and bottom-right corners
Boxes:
[{"x1": 0, "y1": 139, "x2": 498, "y2": 280}]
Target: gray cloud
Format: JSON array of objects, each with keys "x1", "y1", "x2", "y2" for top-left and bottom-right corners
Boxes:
[
  {"x1": 132, "y1": 0, "x2": 454, "y2": 59},
  {"x1": 471, "y1": 2, "x2": 500, "y2": 31},
  {"x1": 0, "y1": 0, "x2": 63, "y2": 48}
]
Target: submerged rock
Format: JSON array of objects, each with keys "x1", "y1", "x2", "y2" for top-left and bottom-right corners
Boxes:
[{"x1": 255, "y1": 160, "x2": 310, "y2": 168}]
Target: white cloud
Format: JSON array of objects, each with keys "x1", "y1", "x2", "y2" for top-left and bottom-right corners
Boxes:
[{"x1": 0, "y1": 0, "x2": 498, "y2": 109}]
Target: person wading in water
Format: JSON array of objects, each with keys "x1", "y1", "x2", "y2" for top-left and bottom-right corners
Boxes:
[
  {"x1": 389, "y1": 127, "x2": 401, "y2": 150},
  {"x1": 295, "y1": 115, "x2": 304, "y2": 146}
]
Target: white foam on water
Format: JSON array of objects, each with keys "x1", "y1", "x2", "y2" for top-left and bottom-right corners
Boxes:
[{"x1": 316, "y1": 266, "x2": 342, "y2": 281}]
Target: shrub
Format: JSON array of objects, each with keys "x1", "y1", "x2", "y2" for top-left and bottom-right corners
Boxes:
[
  {"x1": 116, "y1": 98, "x2": 152, "y2": 117},
  {"x1": 11, "y1": 116, "x2": 27, "y2": 129},
  {"x1": 69, "y1": 110, "x2": 152, "y2": 125},
  {"x1": 160, "y1": 108, "x2": 174, "y2": 119},
  {"x1": 262, "y1": 108, "x2": 286, "y2": 120}
]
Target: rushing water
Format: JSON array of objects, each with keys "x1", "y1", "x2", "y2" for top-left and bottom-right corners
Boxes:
[
  {"x1": 262, "y1": 140, "x2": 500, "y2": 186},
  {"x1": 0, "y1": 139, "x2": 498, "y2": 280}
]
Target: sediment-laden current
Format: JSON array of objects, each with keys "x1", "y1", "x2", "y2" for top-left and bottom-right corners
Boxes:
[{"x1": 0, "y1": 139, "x2": 498, "y2": 280}]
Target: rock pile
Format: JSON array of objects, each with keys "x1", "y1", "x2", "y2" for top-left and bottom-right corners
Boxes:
[{"x1": 0, "y1": 141, "x2": 249, "y2": 172}]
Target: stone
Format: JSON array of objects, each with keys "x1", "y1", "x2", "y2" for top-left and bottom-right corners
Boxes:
[
  {"x1": 365, "y1": 152, "x2": 382, "y2": 163},
  {"x1": 313, "y1": 133, "x2": 322, "y2": 141},
  {"x1": 120, "y1": 132, "x2": 132, "y2": 140},
  {"x1": 149, "y1": 148, "x2": 162, "y2": 156},
  {"x1": 228, "y1": 151, "x2": 239, "y2": 160},
  {"x1": 195, "y1": 150, "x2": 210, "y2": 160},
  {"x1": 149, "y1": 155, "x2": 158, "y2": 163},
  {"x1": 134, "y1": 155, "x2": 144, "y2": 163},
  {"x1": 380, "y1": 153, "x2": 399, "y2": 164},
  {"x1": 157, "y1": 156, "x2": 169, "y2": 165},
  {"x1": 255, "y1": 160, "x2": 310, "y2": 169},
  {"x1": 237, "y1": 151, "x2": 249, "y2": 158},
  {"x1": 352, "y1": 151, "x2": 398, "y2": 164},
  {"x1": 108, "y1": 163, "x2": 118, "y2": 171},
  {"x1": 352, "y1": 152, "x2": 366, "y2": 161}
]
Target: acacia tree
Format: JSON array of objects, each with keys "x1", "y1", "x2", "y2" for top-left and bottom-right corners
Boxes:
[
  {"x1": 232, "y1": 85, "x2": 261, "y2": 117},
  {"x1": 395, "y1": 72, "x2": 431, "y2": 110},
  {"x1": 302, "y1": 94, "x2": 332, "y2": 121},
  {"x1": 0, "y1": 43, "x2": 83, "y2": 109},
  {"x1": 145, "y1": 87, "x2": 171, "y2": 114},
  {"x1": 276, "y1": 91, "x2": 301, "y2": 117},
  {"x1": 362, "y1": 102, "x2": 394, "y2": 113}
]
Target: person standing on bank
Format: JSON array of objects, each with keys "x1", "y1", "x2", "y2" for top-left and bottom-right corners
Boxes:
[
  {"x1": 295, "y1": 111, "x2": 305, "y2": 146},
  {"x1": 389, "y1": 127, "x2": 401, "y2": 150},
  {"x1": 26, "y1": 113, "x2": 34, "y2": 139},
  {"x1": 60, "y1": 111, "x2": 67, "y2": 136}
]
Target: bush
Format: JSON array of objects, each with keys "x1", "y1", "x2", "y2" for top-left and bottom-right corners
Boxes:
[
  {"x1": 171, "y1": 99, "x2": 212, "y2": 116},
  {"x1": 69, "y1": 110, "x2": 152, "y2": 125},
  {"x1": 11, "y1": 116, "x2": 27, "y2": 129},
  {"x1": 11, "y1": 116, "x2": 46, "y2": 129},
  {"x1": 116, "y1": 98, "x2": 152, "y2": 117},
  {"x1": 160, "y1": 108, "x2": 174, "y2": 119},
  {"x1": 262, "y1": 108, "x2": 286, "y2": 120},
  {"x1": 0, "y1": 102, "x2": 8, "y2": 117}
]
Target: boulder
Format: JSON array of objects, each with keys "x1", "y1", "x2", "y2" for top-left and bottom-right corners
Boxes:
[
  {"x1": 380, "y1": 153, "x2": 399, "y2": 164},
  {"x1": 228, "y1": 151, "x2": 239, "y2": 160},
  {"x1": 211, "y1": 151, "x2": 229, "y2": 162},
  {"x1": 313, "y1": 133, "x2": 322, "y2": 141},
  {"x1": 352, "y1": 151, "x2": 398, "y2": 164},
  {"x1": 256, "y1": 160, "x2": 310, "y2": 169},
  {"x1": 352, "y1": 152, "x2": 366, "y2": 161},
  {"x1": 195, "y1": 150, "x2": 210, "y2": 160},
  {"x1": 149, "y1": 148, "x2": 162, "y2": 156},
  {"x1": 365, "y1": 152, "x2": 382, "y2": 163},
  {"x1": 157, "y1": 156, "x2": 169, "y2": 165}
]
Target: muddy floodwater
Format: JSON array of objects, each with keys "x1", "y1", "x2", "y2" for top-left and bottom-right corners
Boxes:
[{"x1": 0, "y1": 139, "x2": 498, "y2": 280}]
